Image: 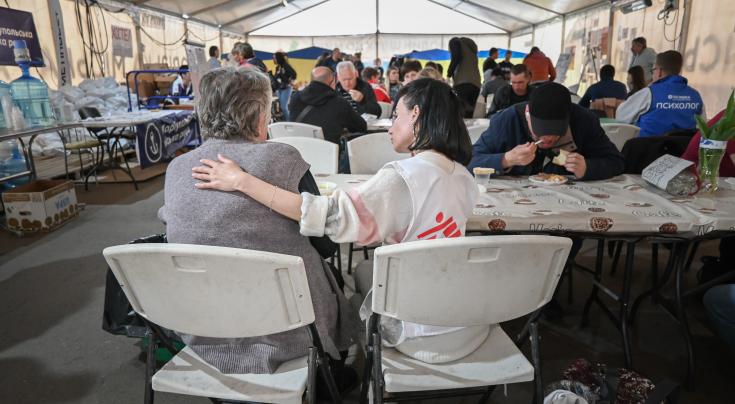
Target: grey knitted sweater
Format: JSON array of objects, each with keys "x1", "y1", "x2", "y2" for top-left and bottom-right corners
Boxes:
[{"x1": 158, "y1": 138, "x2": 358, "y2": 374}]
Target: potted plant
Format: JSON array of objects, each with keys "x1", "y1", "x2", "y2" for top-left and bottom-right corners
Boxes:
[{"x1": 695, "y1": 91, "x2": 735, "y2": 193}]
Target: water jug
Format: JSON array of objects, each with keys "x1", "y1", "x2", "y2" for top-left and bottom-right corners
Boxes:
[{"x1": 10, "y1": 40, "x2": 55, "y2": 127}]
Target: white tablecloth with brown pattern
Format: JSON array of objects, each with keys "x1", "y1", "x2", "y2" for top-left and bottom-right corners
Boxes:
[{"x1": 316, "y1": 173, "x2": 735, "y2": 237}]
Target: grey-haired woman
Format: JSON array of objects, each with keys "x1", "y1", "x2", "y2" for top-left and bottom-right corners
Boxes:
[{"x1": 158, "y1": 66, "x2": 359, "y2": 375}]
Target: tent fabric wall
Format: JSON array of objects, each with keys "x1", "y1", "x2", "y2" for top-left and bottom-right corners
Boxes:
[
  {"x1": 610, "y1": 0, "x2": 734, "y2": 113},
  {"x1": 557, "y1": 4, "x2": 611, "y2": 95},
  {"x1": 249, "y1": 34, "x2": 510, "y2": 65},
  {"x1": 0, "y1": 0, "x2": 246, "y2": 90}
]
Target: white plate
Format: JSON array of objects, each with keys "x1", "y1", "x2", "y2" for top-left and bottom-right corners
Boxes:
[
  {"x1": 317, "y1": 181, "x2": 337, "y2": 196},
  {"x1": 528, "y1": 174, "x2": 568, "y2": 185}
]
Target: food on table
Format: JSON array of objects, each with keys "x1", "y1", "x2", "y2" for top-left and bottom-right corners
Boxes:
[
  {"x1": 552, "y1": 149, "x2": 569, "y2": 166},
  {"x1": 472, "y1": 167, "x2": 495, "y2": 176},
  {"x1": 529, "y1": 173, "x2": 568, "y2": 184}
]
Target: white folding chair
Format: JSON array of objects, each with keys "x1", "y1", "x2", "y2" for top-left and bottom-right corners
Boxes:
[
  {"x1": 346, "y1": 132, "x2": 409, "y2": 175},
  {"x1": 268, "y1": 122, "x2": 324, "y2": 139},
  {"x1": 472, "y1": 95, "x2": 487, "y2": 119},
  {"x1": 601, "y1": 123, "x2": 641, "y2": 152},
  {"x1": 269, "y1": 137, "x2": 339, "y2": 174},
  {"x1": 345, "y1": 132, "x2": 410, "y2": 271},
  {"x1": 102, "y1": 244, "x2": 341, "y2": 404},
  {"x1": 378, "y1": 102, "x2": 392, "y2": 119},
  {"x1": 467, "y1": 124, "x2": 487, "y2": 144},
  {"x1": 485, "y1": 94, "x2": 494, "y2": 115},
  {"x1": 362, "y1": 235, "x2": 572, "y2": 404}
]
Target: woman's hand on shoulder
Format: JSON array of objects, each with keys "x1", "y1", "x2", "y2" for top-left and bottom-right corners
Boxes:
[{"x1": 192, "y1": 154, "x2": 250, "y2": 192}]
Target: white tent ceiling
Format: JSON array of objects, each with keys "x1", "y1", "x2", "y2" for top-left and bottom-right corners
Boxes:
[{"x1": 129, "y1": 0, "x2": 608, "y2": 35}]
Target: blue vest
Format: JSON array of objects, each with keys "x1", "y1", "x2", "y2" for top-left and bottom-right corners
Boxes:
[{"x1": 637, "y1": 75, "x2": 703, "y2": 137}]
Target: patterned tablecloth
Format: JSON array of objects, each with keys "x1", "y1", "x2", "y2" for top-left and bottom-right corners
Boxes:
[{"x1": 317, "y1": 174, "x2": 735, "y2": 237}]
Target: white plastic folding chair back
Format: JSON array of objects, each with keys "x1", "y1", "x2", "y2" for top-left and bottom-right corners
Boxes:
[
  {"x1": 347, "y1": 132, "x2": 410, "y2": 174},
  {"x1": 371, "y1": 235, "x2": 572, "y2": 326},
  {"x1": 601, "y1": 123, "x2": 641, "y2": 152},
  {"x1": 103, "y1": 244, "x2": 315, "y2": 338},
  {"x1": 472, "y1": 95, "x2": 487, "y2": 118},
  {"x1": 378, "y1": 102, "x2": 392, "y2": 119},
  {"x1": 268, "y1": 122, "x2": 324, "y2": 139},
  {"x1": 485, "y1": 94, "x2": 494, "y2": 114},
  {"x1": 467, "y1": 124, "x2": 486, "y2": 144},
  {"x1": 269, "y1": 137, "x2": 339, "y2": 174}
]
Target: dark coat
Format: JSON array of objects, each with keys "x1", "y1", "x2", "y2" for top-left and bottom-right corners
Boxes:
[
  {"x1": 289, "y1": 81, "x2": 367, "y2": 144},
  {"x1": 487, "y1": 85, "x2": 532, "y2": 117},
  {"x1": 336, "y1": 78, "x2": 382, "y2": 117},
  {"x1": 468, "y1": 103, "x2": 625, "y2": 181}
]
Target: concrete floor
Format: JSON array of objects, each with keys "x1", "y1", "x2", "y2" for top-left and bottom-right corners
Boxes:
[{"x1": 1, "y1": 176, "x2": 734, "y2": 403}]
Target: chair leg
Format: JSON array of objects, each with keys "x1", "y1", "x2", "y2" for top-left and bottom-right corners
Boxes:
[
  {"x1": 348, "y1": 243, "x2": 354, "y2": 275},
  {"x1": 336, "y1": 245, "x2": 342, "y2": 273},
  {"x1": 371, "y1": 331, "x2": 384, "y2": 404},
  {"x1": 144, "y1": 328, "x2": 157, "y2": 404},
  {"x1": 306, "y1": 347, "x2": 317, "y2": 404},
  {"x1": 360, "y1": 315, "x2": 379, "y2": 404},
  {"x1": 318, "y1": 352, "x2": 342, "y2": 404},
  {"x1": 363, "y1": 247, "x2": 369, "y2": 260},
  {"x1": 530, "y1": 321, "x2": 543, "y2": 404}
]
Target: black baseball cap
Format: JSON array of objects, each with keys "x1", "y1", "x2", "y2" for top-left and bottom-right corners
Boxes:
[{"x1": 528, "y1": 82, "x2": 571, "y2": 136}]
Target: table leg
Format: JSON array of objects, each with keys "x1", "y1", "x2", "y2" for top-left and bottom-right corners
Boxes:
[
  {"x1": 620, "y1": 240, "x2": 636, "y2": 369},
  {"x1": 581, "y1": 239, "x2": 605, "y2": 326},
  {"x1": 673, "y1": 242, "x2": 695, "y2": 387}
]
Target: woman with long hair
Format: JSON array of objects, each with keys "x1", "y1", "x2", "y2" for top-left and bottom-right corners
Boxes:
[
  {"x1": 626, "y1": 65, "x2": 647, "y2": 98},
  {"x1": 192, "y1": 78, "x2": 487, "y2": 363},
  {"x1": 273, "y1": 51, "x2": 297, "y2": 121}
]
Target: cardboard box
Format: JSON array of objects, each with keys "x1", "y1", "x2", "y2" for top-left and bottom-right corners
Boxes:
[{"x1": 2, "y1": 180, "x2": 78, "y2": 233}]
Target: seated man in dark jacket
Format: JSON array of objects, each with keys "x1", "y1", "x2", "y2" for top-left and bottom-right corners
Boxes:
[
  {"x1": 469, "y1": 82, "x2": 625, "y2": 181},
  {"x1": 335, "y1": 61, "x2": 382, "y2": 117},
  {"x1": 289, "y1": 66, "x2": 367, "y2": 144},
  {"x1": 578, "y1": 64, "x2": 628, "y2": 108},
  {"x1": 487, "y1": 64, "x2": 533, "y2": 117}
]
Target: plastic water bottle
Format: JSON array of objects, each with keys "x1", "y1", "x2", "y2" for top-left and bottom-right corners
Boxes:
[
  {"x1": 1, "y1": 140, "x2": 29, "y2": 187},
  {"x1": 0, "y1": 80, "x2": 10, "y2": 129},
  {"x1": 665, "y1": 169, "x2": 698, "y2": 196},
  {"x1": 10, "y1": 40, "x2": 54, "y2": 127}
]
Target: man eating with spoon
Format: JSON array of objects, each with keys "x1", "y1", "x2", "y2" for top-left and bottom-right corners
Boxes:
[{"x1": 468, "y1": 82, "x2": 625, "y2": 181}]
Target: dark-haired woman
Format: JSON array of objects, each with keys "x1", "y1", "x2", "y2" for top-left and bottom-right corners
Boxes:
[
  {"x1": 192, "y1": 78, "x2": 486, "y2": 363},
  {"x1": 626, "y1": 65, "x2": 646, "y2": 98},
  {"x1": 273, "y1": 51, "x2": 297, "y2": 120}
]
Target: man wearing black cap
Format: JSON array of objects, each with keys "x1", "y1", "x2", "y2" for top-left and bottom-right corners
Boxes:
[{"x1": 468, "y1": 82, "x2": 625, "y2": 181}]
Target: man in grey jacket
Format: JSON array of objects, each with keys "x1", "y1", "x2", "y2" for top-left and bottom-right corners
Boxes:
[{"x1": 629, "y1": 37, "x2": 657, "y2": 83}]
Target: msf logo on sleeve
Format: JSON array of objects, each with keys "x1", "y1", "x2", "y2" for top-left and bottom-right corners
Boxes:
[{"x1": 417, "y1": 212, "x2": 462, "y2": 240}]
